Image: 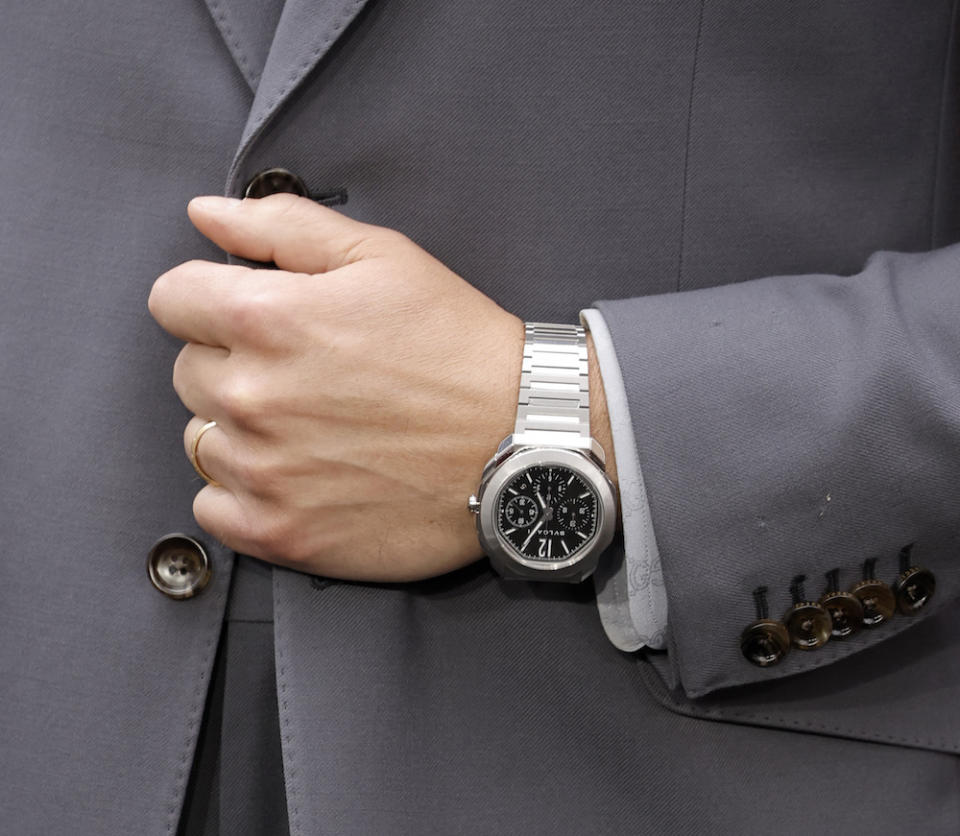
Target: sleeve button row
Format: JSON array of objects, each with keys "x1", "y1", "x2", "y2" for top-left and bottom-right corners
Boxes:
[{"x1": 740, "y1": 545, "x2": 935, "y2": 667}]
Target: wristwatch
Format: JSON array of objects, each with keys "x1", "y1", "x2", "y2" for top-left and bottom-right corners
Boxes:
[{"x1": 468, "y1": 322, "x2": 618, "y2": 582}]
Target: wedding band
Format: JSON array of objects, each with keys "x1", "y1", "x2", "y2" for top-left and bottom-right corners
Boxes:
[{"x1": 189, "y1": 420, "x2": 221, "y2": 487}]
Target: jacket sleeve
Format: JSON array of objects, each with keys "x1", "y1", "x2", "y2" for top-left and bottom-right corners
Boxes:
[{"x1": 592, "y1": 244, "x2": 960, "y2": 699}]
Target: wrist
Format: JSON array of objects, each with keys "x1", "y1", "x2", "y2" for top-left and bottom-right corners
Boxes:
[{"x1": 586, "y1": 331, "x2": 619, "y2": 492}]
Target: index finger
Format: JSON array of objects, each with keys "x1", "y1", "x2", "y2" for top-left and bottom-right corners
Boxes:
[{"x1": 148, "y1": 259, "x2": 253, "y2": 347}]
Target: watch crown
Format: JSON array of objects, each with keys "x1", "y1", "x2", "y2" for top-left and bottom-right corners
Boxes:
[{"x1": 467, "y1": 495, "x2": 481, "y2": 515}]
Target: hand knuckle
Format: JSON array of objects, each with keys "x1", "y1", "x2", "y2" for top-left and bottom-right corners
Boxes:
[
  {"x1": 379, "y1": 228, "x2": 410, "y2": 249},
  {"x1": 341, "y1": 232, "x2": 389, "y2": 264},
  {"x1": 255, "y1": 513, "x2": 293, "y2": 558},
  {"x1": 218, "y1": 373, "x2": 260, "y2": 424},
  {"x1": 281, "y1": 533, "x2": 315, "y2": 567},
  {"x1": 192, "y1": 491, "x2": 229, "y2": 546},
  {"x1": 225, "y1": 289, "x2": 278, "y2": 343},
  {"x1": 239, "y1": 448, "x2": 285, "y2": 497}
]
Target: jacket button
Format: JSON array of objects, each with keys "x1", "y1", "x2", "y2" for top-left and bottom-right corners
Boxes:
[
  {"x1": 819, "y1": 590, "x2": 863, "y2": 639},
  {"x1": 244, "y1": 168, "x2": 308, "y2": 199},
  {"x1": 850, "y1": 578, "x2": 896, "y2": 626},
  {"x1": 740, "y1": 620, "x2": 790, "y2": 667},
  {"x1": 740, "y1": 586, "x2": 789, "y2": 666},
  {"x1": 849, "y1": 557, "x2": 895, "y2": 627},
  {"x1": 147, "y1": 534, "x2": 211, "y2": 599},
  {"x1": 784, "y1": 575, "x2": 831, "y2": 650},
  {"x1": 784, "y1": 603, "x2": 832, "y2": 650},
  {"x1": 894, "y1": 565, "x2": 936, "y2": 615},
  {"x1": 819, "y1": 569, "x2": 863, "y2": 639}
]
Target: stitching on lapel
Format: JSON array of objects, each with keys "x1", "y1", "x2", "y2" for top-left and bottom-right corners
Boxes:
[{"x1": 204, "y1": 0, "x2": 257, "y2": 92}]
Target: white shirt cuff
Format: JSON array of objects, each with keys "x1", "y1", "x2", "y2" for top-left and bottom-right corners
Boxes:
[{"x1": 580, "y1": 308, "x2": 668, "y2": 651}]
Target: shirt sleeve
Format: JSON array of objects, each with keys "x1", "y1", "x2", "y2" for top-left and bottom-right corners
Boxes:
[{"x1": 580, "y1": 308, "x2": 668, "y2": 651}]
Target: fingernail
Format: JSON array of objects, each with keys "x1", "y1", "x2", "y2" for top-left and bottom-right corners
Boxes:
[{"x1": 190, "y1": 196, "x2": 242, "y2": 212}]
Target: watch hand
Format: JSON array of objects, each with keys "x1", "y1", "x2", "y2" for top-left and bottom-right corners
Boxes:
[
  {"x1": 536, "y1": 491, "x2": 546, "y2": 509},
  {"x1": 521, "y1": 519, "x2": 544, "y2": 551}
]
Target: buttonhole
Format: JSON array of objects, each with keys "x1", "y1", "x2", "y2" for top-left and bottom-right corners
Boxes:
[{"x1": 311, "y1": 188, "x2": 348, "y2": 207}]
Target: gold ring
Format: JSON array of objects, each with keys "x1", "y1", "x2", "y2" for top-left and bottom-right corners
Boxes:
[{"x1": 189, "y1": 420, "x2": 221, "y2": 487}]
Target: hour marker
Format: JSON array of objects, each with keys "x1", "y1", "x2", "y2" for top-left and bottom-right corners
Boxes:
[
  {"x1": 526, "y1": 473, "x2": 533, "y2": 483},
  {"x1": 507, "y1": 487, "x2": 518, "y2": 495},
  {"x1": 503, "y1": 528, "x2": 516, "y2": 535},
  {"x1": 566, "y1": 475, "x2": 575, "y2": 485},
  {"x1": 561, "y1": 540, "x2": 570, "y2": 555},
  {"x1": 576, "y1": 531, "x2": 588, "y2": 540},
  {"x1": 578, "y1": 492, "x2": 591, "y2": 499},
  {"x1": 522, "y1": 526, "x2": 540, "y2": 551}
]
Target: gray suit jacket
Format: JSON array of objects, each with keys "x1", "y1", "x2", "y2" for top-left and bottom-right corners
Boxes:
[{"x1": 2, "y1": 1, "x2": 959, "y2": 833}]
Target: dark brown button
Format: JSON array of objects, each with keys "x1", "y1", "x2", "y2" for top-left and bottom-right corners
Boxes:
[
  {"x1": 850, "y1": 578, "x2": 896, "y2": 627},
  {"x1": 147, "y1": 534, "x2": 211, "y2": 599},
  {"x1": 784, "y1": 575, "x2": 831, "y2": 650},
  {"x1": 894, "y1": 565, "x2": 936, "y2": 615},
  {"x1": 784, "y1": 603, "x2": 832, "y2": 650},
  {"x1": 740, "y1": 619, "x2": 791, "y2": 667},
  {"x1": 819, "y1": 590, "x2": 863, "y2": 639},
  {"x1": 741, "y1": 586, "x2": 790, "y2": 666},
  {"x1": 244, "y1": 168, "x2": 309, "y2": 199}
]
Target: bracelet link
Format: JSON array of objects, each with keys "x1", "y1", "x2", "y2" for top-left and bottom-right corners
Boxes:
[{"x1": 514, "y1": 322, "x2": 590, "y2": 444}]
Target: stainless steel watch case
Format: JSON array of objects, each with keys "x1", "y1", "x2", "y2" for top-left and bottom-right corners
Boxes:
[{"x1": 469, "y1": 434, "x2": 618, "y2": 582}]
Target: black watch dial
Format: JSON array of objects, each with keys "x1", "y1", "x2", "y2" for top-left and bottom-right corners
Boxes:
[{"x1": 496, "y1": 465, "x2": 600, "y2": 562}]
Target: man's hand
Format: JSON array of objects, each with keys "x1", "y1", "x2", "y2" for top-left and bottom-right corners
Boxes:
[{"x1": 148, "y1": 194, "x2": 613, "y2": 582}]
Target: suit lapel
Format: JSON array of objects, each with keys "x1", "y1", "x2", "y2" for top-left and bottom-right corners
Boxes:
[
  {"x1": 227, "y1": 0, "x2": 372, "y2": 188},
  {"x1": 203, "y1": 0, "x2": 287, "y2": 94}
]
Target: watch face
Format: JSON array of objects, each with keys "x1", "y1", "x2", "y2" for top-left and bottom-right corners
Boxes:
[{"x1": 495, "y1": 465, "x2": 600, "y2": 563}]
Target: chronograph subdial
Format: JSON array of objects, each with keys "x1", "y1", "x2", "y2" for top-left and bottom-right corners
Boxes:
[
  {"x1": 533, "y1": 468, "x2": 568, "y2": 504},
  {"x1": 555, "y1": 497, "x2": 594, "y2": 533},
  {"x1": 504, "y1": 495, "x2": 538, "y2": 528}
]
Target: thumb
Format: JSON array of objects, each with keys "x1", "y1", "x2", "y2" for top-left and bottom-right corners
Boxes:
[{"x1": 187, "y1": 193, "x2": 388, "y2": 273}]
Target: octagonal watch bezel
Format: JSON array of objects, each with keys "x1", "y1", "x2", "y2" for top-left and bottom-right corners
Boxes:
[{"x1": 476, "y1": 444, "x2": 617, "y2": 576}]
